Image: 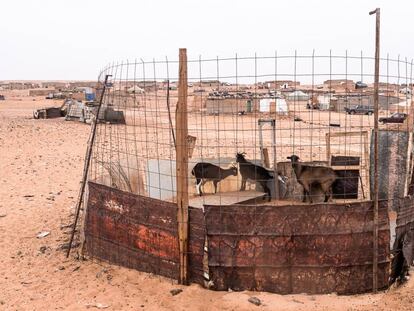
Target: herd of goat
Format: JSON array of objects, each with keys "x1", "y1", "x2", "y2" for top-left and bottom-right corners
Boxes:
[{"x1": 191, "y1": 152, "x2": 338, "y2": 203}]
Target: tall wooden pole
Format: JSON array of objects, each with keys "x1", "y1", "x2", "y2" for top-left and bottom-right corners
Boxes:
[
  {"x1": 369, "y1": 8, "x2": 380, "y2": 293},
  {"x1": 176, "y1": 48, "x2": 189, "y2": 285},
  {"x1": 271, "y1": 120, "x2": 280, "y2": 200},
  {"x1": 66, "y1": 74, "x2": 112, "y2": 258}
]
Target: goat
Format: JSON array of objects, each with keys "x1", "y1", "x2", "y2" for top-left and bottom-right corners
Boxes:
[
  {"x1": 236, "y1": 153, "x2": 273, "y2": 201},
  {"x1": 287, "y1": 155, "x2": 337, "y2": 203},
  {"x1": 191, "y1": 162, "x2": 238, "y2": 196}
]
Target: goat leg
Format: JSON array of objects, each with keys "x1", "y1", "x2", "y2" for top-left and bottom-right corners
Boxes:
[
  {"x1": 302, "y1": 189, "x2": 307, "y2": 203},
  {"x1": 240, "y1": 178, "x2": 246, "y2": 191},
  {"x1": 196, "y1": 179, "x2": 202, "y2": 196},
  {"x1": 261, "y1": 182, "x2": 271, "y2": 202},
  {"x1": 267, "y1": 187, "x2": 272, "y2": 202},
  {"x1": 213, "y1": 181, "x2": 218, "y2": 194}
]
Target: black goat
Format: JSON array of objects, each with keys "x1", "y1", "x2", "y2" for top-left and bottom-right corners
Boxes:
[
  {"x1": 287, "y1": 155, "x2": 337, "y2": 203},
  {"x1": 191, "y1": 162, "x2": 238, "y2": 196},
  {"x1": 236, "y1": 153, "x2": 273, "y2": 201}
]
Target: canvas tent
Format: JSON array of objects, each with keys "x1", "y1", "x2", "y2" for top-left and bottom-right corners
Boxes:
[
  {"x1": 127, "y1": 86, "x2": 145, "y2": 94},
  {"x1": 287, "y1": 90, "x2": 309, "y2": 101}
]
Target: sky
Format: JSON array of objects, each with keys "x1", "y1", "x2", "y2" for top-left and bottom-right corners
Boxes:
[{"x1": 0, "y1": 0, "x2": 413, "y2": 81}]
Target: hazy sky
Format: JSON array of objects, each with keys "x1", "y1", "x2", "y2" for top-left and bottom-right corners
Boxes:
[{"x1": 1, "y1": 0, "x2": 413, "y2": 80}]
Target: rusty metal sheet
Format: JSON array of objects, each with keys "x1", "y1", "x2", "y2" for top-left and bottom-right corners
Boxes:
[
  {"x1": 188, "y1": 206, "x2": 206, "y2": 285},
  {"x1": 204, "y1": 201, "x2": 389, "y2": 235},
  {"x1": 85, "y1": 182, "x2": 180, "y2": 279},
  {"x1": 396, "y1": 197, "x2": 414, "y2": 230},
  {"x1": 208, "y1": 231, "x2": 389, "y2": 267},
  {"x1": 205, "y1": 201, "x2": 390, "y2": 294},
  {"x1": 210, "y1": 263, "x2": 389, "y2": 295},
  {"x1": 394, "y1": 197, "x2": 414, "y2": 266},
  {"x1": 85, "y1": 182, "x2": 206, "y2": 284}
]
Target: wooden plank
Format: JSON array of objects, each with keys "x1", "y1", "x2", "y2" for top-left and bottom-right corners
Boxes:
[
  {"x1": 189, "y1": 190, "x2": 265, "y2": 209},
  {"x1": 327, "y1": 131, "x2": 369, "y2": 138},
  {"x1": 176, "y1": 48, "x2": 189, "y2": 285},
  {"x1": 331, "y1": 165, "x2": 360, "y2": 171}
]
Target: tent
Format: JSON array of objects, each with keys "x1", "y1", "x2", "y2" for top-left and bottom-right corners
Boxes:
[
  {"x1": 127, "y1": 86, "x2": 145, "y2": 94},
  {"x1": 287, "y1": 90, "x2": 309, "y2": 101}
]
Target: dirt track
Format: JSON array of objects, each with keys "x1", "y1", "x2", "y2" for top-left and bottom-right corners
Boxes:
[{"x1": 0, "y1": 92, "x2": 413, "y2": 310}]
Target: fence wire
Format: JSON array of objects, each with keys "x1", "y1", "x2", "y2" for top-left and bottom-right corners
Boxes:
[{"x1": 84, "y1": 52, "x2": 414, "y2": 290}]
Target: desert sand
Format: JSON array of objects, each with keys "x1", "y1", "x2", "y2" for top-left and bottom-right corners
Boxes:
[{"x1": 0, "y1": 90, "x2": 413, "y2": 311}]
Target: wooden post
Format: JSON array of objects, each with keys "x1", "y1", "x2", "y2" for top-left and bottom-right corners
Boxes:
[
  {"x1": 262, "y1": 148, "x2": 270, "y2": 168},
  {"x1": 66, "y1": 74, "x2": 112, "y2": 258},
  {"x1": 176, "y1": 48, "x2": 189, "y2": 285},
  {"x1": 271, "y1": 120, "x2": 280, "y2": 200},
  {"x1": 325, "y1": 133, "x2": 331, "y2": 165},
  {"x1": 369, "y1": 7, "x2": 380, "y2": 293}
]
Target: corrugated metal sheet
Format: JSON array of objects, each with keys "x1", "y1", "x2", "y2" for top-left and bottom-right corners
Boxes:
[{"x1": 204, "y1": 201, "x2": 390, "y2": 294}]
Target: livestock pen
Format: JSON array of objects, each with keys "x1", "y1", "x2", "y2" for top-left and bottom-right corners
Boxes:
[{"x1": 69, "y1": 49, "x2": 414, "y2": 295}]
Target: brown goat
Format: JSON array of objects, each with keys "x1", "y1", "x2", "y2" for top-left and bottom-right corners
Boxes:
[{"x1": 287, "y1": 155, "x2": 337, "y2": 203}]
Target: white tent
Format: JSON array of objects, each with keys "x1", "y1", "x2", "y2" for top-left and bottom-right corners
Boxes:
[
  {"x1": 287, "y1": 90, "x2": 309, "y2": 101},
  {"x1": 127, "y1": 86, "x2": 145, "y2": 94},
  {"x1": 259, "y1": 98, "x2": 288, "y2": 114}
]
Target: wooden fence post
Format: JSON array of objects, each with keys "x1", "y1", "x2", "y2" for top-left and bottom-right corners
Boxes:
[
  {"x1": 176, "y1": 48, "x2": 189, "y2": 285},
  {"x1": 369, "y1": 7, "x2": 380, "y2": 293}
]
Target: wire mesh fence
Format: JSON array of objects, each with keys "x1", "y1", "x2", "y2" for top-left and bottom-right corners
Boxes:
[
  {"x1": 82, "y1": 51, "x2": 414, "y2": 293},
  {"x1": 90, "y1": 52, "x2": 413, "y2": 206}
]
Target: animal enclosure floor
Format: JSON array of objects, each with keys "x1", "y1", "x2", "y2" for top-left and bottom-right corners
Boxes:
[{"x1": 189, "y1": 190, "x2": 266, "y2": 208}]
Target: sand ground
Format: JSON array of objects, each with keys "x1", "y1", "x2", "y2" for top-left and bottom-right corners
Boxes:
[{"x1": 0, "y1": 91, "x2": 413, "y2": 311}]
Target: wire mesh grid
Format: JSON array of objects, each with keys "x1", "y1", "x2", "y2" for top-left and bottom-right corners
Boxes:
[
  {"x1": 89, "y1": 52, "x2": 413, "y2": 207},
  {"x1": 83, "y1": 51, "x2": 413, "y2": 290}
]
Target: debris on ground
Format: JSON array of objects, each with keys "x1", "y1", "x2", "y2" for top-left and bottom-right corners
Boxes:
[
  {"x1": 248, "y1": 297, "x2": 261, "y2": 306},
  {"x1": 57, "y1": 241, "x2": 79, "y2": 250},
  {"x1": 170, "y1": 288, "x2": 183, "y2": 296},
  {"x1": 39, "y1": 246, "x2": 48, "y2": 253},
  {"x1": 85, "y1": 302, "x2": 110, "y2": 309},
  {"x1": 36, "y1": 231, "x2": 50, "y2": 238}
]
